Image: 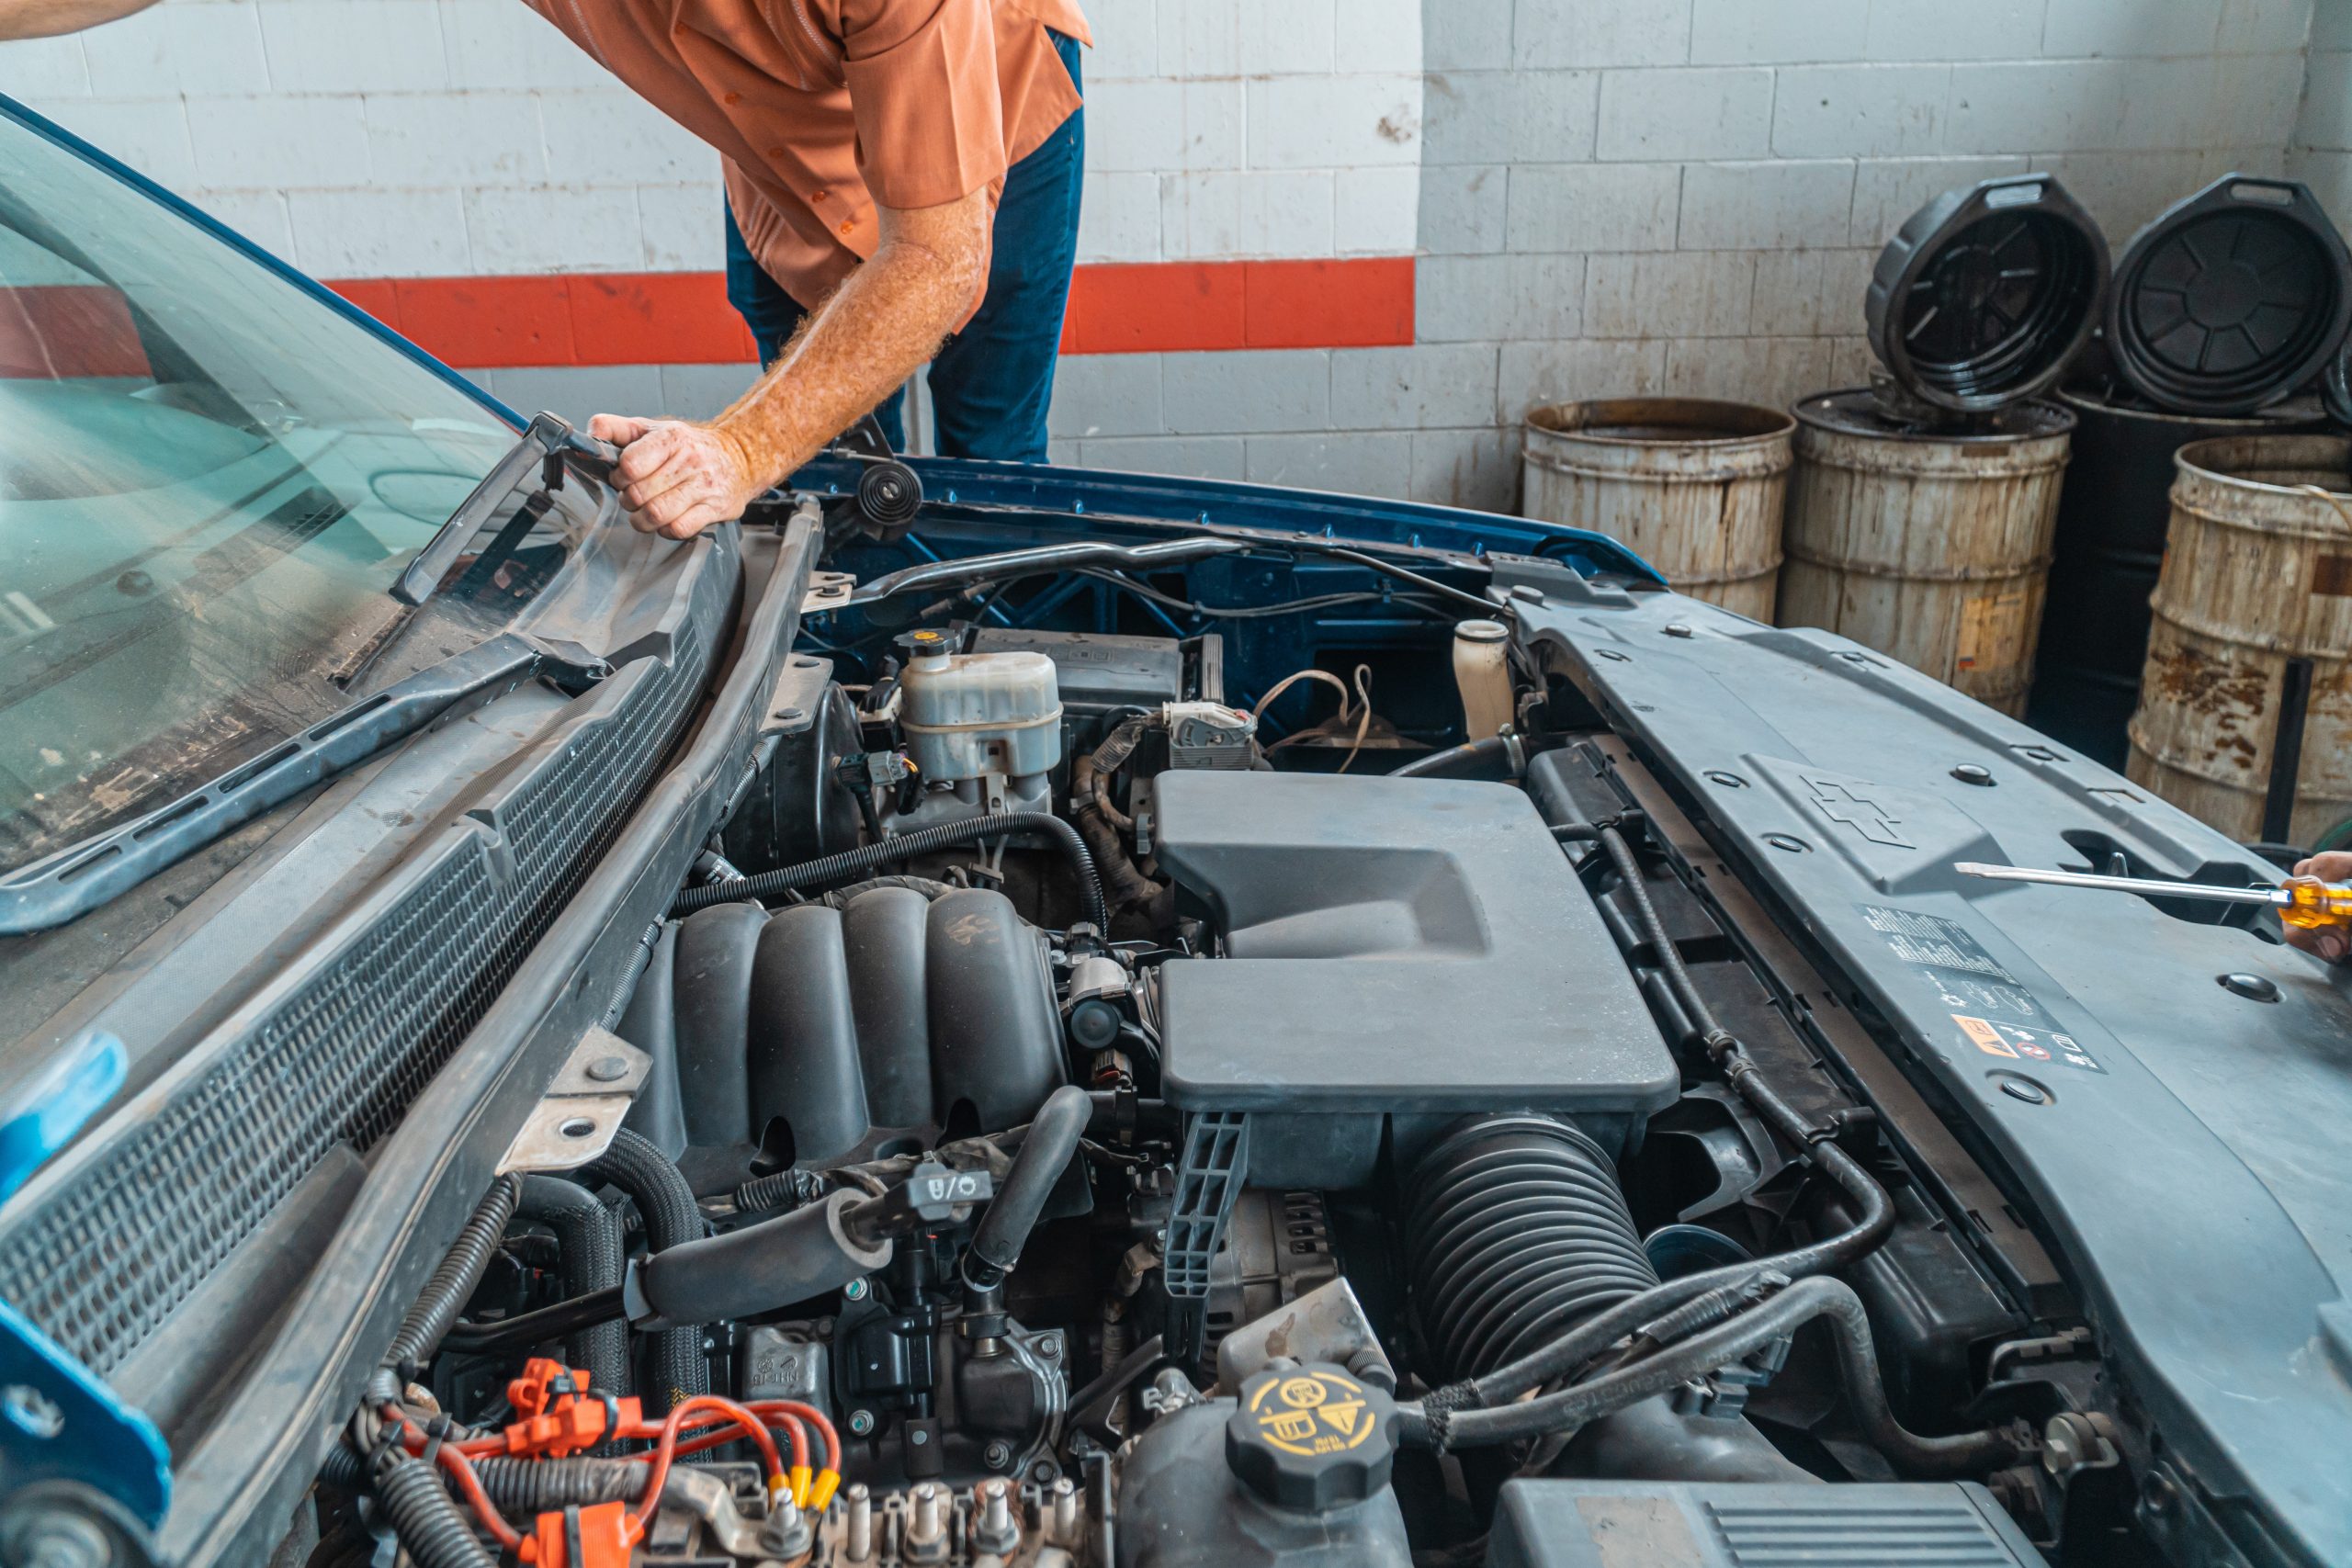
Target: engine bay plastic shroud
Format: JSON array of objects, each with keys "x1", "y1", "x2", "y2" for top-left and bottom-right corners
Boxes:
[
  {"x1": 1485, "y1": 1480, "x2": 2050, "y2": 1568},
  {"x1": 1492, "y1": 556, "x2": 2352, "y2": 1567},
  {"x1": 1149, "y1": 770, "x2": 1677, "y2": 1184}
]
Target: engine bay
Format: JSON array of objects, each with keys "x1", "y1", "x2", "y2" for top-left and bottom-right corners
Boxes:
[{"x1": 304, "y1": 553, "x2": 2141, "y2": 1568}]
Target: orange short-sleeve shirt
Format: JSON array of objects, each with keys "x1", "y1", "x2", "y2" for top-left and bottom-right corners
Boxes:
[{"x1": 522, "y1": 0, "x2": 1089, "y2": 310}]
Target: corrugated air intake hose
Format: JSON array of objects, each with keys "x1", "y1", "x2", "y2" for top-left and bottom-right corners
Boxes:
[{"x1": 1402, "y1": 1115, "x2": 1658, "y2": 1381}]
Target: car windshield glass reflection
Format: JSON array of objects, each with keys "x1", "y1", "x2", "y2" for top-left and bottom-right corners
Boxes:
[{"x1": 0, "y1": 110, "x2": 567, "y2": 874}]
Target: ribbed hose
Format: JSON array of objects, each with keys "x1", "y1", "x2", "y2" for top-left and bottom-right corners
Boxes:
[
  {"x1": 370, "y1": 1449, "x2": 497, "y2": 1568},
  {"x1": 579, "y1": 1130, "x2": 705, "y2": 1415},
  {"x1": 458, "y1": 1455, "x2": 644, "y2": 1513},
  {"x1": 733, "y1": 1166, "x2": 831, "y2": 1214},
  {"x1": 1403, "y1": 1116, "x2": 1658, "y2": 1380},
  {"x1": 384, "y1": 1175, "x2": 523, "y2": 1382},
  {"x1": 518, "y1": 1177, "x2": 630, "y2": 1404},
  {"x1": 669, "y1": 810, "x2": 1110, "y2": 931}
]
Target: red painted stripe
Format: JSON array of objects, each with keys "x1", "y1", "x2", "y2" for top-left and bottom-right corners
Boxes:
[{"x1": 322, "y1": 257, "x2": 1413, "y2": 368}]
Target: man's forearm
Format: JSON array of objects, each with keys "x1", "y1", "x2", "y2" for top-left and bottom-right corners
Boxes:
[
  {"x1": 0, "y1": 0, "x2": 155, "y2": 39},
  {"x1": 709, "y1": 212, "x2": 988, "y2": 485}
]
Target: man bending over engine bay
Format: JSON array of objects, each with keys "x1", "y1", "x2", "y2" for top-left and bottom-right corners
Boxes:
[{"x1": 1, "y1": 0, "x2": 1090, "y2": 537}]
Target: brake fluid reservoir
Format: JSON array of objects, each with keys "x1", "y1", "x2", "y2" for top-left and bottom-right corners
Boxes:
[{"x1": 898, "y1": 629, "x2": 1063, "y2": 782}]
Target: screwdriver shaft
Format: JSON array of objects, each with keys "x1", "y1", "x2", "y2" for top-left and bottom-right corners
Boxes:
[{"x1": 1953, "y1": 861, "x2": 2286, "y2": 907}]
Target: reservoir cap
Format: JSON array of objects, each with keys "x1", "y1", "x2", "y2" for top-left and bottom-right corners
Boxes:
[{"x1": 1225, "y1": 1365, "x2": 1396, "y2": 1512}]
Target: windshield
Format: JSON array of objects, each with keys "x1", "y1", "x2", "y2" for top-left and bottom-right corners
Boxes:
[{"x1": 0, "y1": 107, "x2": 535, "y2": 873}]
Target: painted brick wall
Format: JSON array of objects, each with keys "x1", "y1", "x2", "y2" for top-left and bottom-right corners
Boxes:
[
  {"x1": 1, "y1": 0, "x2": 2334, "y2": 517},
  {"x1": 1081, "y1": 0, "x2": 2321, "y2": 514},
  {"x1": 2292, "y1": 0, "x2": 2352, "y2": 215}
]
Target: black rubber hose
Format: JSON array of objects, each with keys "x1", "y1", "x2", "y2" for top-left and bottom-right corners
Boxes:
[
  {"x1": 439, "y1": 1286, "x2": 628, "y2": 1357},
  {"x1": 963, "y1": 1084, "x2": 1092, "y2": 1291},
  {"x1": 517, "y1": 1177, "x2": 630, "y2": 1404},
  {"x1": 670, "y1": 810, "x2": 1110, "y2": 931},
  {"x1": 1392, "y1": 733, "x2": 1516, "y2": 779},
  {"x1": 579, "y1": 1130, "x2": 706, "y2": 1415},
  {"x1": 383, "y1": 1175, "x2": 522, "y2": 1383},
  {"x1": 370, "y1": 1448, "x2": 497, "y2": 1568},
  {"x1": 1402, "y1": 1277, "x2": 2022, "y2": 1478}
]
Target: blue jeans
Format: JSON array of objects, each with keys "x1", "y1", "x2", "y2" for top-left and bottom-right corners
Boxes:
[{"x1": 724, "y1": 29, "x2": 1082, "y2": 463}]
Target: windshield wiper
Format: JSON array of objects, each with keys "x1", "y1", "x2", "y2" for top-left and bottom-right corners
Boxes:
[
  {"x1": 0, "y1": 632, "x2": 609, "y2": 937},
  {"x1": 393, "y1": 412, "x2": 620, "y2": 607}
]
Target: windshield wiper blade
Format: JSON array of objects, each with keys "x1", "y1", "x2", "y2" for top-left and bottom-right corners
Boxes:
[
  {"x1": 393, "y1": 412, "x2": 620, "y2": 607},
  {"x1": 0, "y1": 632, "x2": 608, "y2": 937}
]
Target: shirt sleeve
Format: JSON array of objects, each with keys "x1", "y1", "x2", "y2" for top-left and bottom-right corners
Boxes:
[{"x1": 838, "y1": 0, "x2": 1008, "y2": 209}]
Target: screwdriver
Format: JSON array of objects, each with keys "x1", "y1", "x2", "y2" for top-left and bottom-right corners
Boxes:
[{"x1": 1954, "y1": 862, "x2": 2352, "y2": 931}]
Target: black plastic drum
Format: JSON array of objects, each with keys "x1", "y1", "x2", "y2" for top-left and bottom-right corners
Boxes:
[
  {"x1": 1866, "y1": 175, "x2": 2109, "y2": 414},
  {"x1": 2106, "y1": 175, "x2": 2352, "y2": 417},
  {"x1": 2025, "y1": 384, "x2": 2329, "y2": 767}
]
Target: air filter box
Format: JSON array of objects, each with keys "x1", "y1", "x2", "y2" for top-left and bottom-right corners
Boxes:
[{"x1": 1150, "y1": 772, "x2": 1674, "y2": 1185}]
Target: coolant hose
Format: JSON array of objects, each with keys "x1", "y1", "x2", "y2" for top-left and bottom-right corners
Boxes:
[
  {"x1": 1399, "y1": 1276, "x2": 2021, "y2": 1477},
  {"x1": 371, "y1": 1448, "x2": 498, "y2": 1568},
  {"x1": 1391, "y1": 732, "x2": 1521, "y2": 779},
  {"x1": 964, "y1": 1084, "x2": 1092, "y2": 1291},
  {"x1": 380, "y1": 1175, "x2": 522, "y2": 1388},
  {"x1": 670, "y1": 811, "x2": 1110, "y2": 932},
  {"x1": 579, "y1": 1130, "x2": 706, "y2": 1414},
  {"x1": 518, "y1": 1177, "x2": 630, "y2": 1404}
]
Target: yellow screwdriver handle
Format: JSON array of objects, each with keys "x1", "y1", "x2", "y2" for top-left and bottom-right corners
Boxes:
[{"x1": 2278, "y1": 876, "x2": 2352, "y2": 930}]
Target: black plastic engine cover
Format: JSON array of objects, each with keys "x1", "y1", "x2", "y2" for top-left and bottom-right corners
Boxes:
[{"x1": 1151, "y1": 772, "x2": 1675, "y2": 1157}]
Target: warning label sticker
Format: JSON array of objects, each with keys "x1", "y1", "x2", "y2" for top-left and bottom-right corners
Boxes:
[
  {"x1": 1951, "y1": 1014, "x2": 2104, "y2": 1074},
  {"x1": 1858, "y1": 905, "x2": 2103, "y2": 1074}
]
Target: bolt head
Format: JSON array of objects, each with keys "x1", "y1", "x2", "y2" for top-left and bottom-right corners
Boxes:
[
  {"x1": 982, "y1": 1440, "x2": 1013, "y2": 1471},
  {"x1": 2, "y1": 1386, "x2": 64, "y2": 1440},
  {"x1": 847, "y1": 1409, "x2": 876, "y2": 1437},
  {"x1": 585, "y1": 1055, "x2": 628, "y2": 1082},
  {"x1": 843, "y1": 1277, "x2": 870, "y2": 1302}
]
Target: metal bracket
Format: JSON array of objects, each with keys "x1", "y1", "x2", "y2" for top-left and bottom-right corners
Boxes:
[
  {"x1": 497, "y1": 1026, "x2": 652, "y2": 1175},
  {"x1": 802, "y1": 572, "x2": 855, "y2": 616}
]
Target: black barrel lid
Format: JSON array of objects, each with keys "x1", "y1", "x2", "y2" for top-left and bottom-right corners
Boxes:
[
  {"x1": 2108, "y1": 175, "x2": 2352, "y2": 417},
  {"x1": 1866, "y1": 174, "x2": 2109, "y2": 414}
]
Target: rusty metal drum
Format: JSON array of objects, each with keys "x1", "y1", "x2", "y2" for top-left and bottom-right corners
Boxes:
[
  {"x1": 2127, "y1": 434, "x2": 2352, "y2": 844},
  {"x1": 1779, "y1": 390, "x2": 2075, "y2": 717},
  {"x1": 1521, "y1": 398, "x2": 1793, "y2": 621}
]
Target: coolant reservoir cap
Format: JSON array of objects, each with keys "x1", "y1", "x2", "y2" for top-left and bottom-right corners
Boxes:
[{"x1": 1225, "y1": 1364, "x2": 1396, "y2": 1512}]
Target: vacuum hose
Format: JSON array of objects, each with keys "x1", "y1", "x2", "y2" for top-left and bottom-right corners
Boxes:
[
  {"x1": 964, "y1": 1084, "x2": 1092, "y2": 1291},
  {"x1": 1403, "y1": 1116, "x2": 1657, "y2": 1379},
  {"x1": 671, "y1": 810, "x2": 1110, "y2": 932}
]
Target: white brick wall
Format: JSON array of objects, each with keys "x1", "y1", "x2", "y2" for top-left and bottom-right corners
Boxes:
[
  {"x1": 2291, "y1": 0, "x2": 2352, "y2": 223},
  {"x1": 4, "y1": 0, "x2": 2343, "y2": 521},
  {"x1": 1085, "y1": 0, "x2": 1423, "y2": 260},
  {"x1": 7, "y1": 0, "x2": 1420, "y2": 276}
]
